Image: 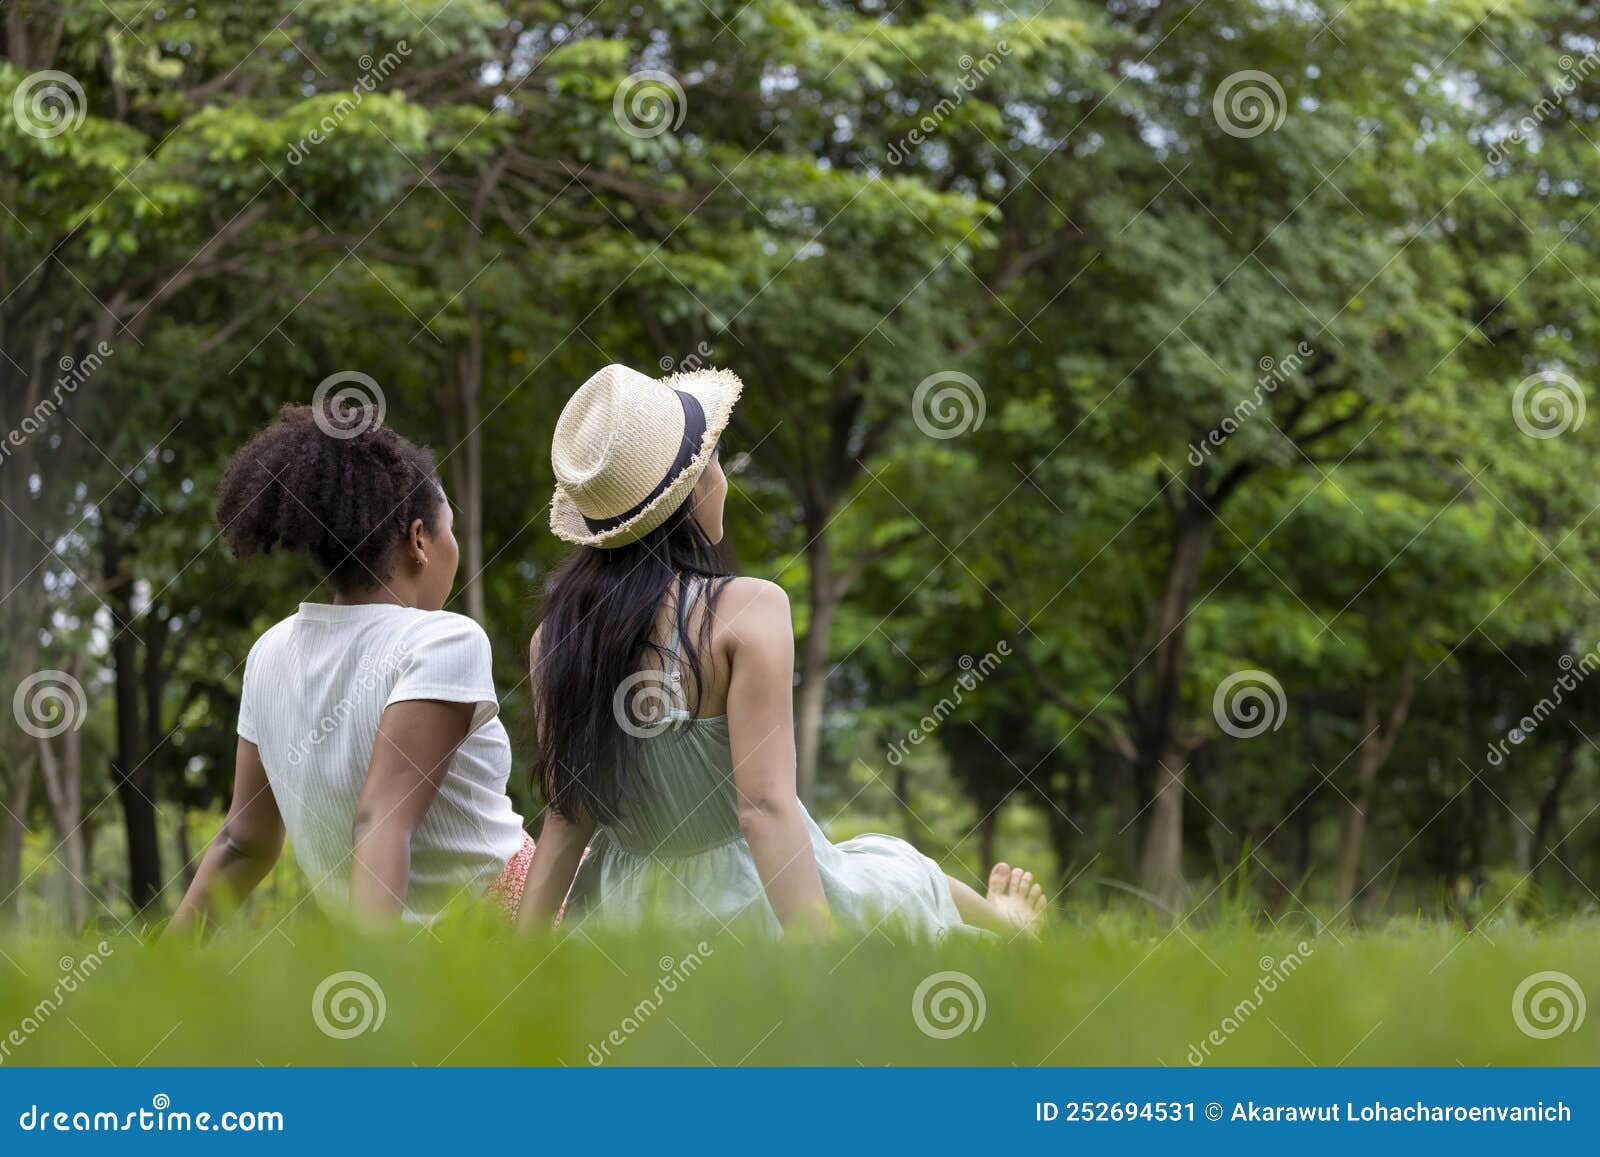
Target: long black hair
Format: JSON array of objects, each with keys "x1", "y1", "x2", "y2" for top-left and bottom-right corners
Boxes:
[{"x1": 532, "y1": 499, "x2": 730, "y2": 823}]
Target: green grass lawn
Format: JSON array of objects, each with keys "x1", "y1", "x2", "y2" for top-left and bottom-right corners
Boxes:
[{"x1": 1, "y1": 913, "x2": 1596, "y2": 1067}]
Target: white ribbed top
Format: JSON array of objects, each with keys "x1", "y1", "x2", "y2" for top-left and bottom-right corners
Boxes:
[{"x1": 237, "y1": 603, "x2": 525, "y2": 923}]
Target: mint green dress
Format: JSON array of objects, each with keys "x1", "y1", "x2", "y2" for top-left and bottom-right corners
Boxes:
[{"x1": 586, "y1": 581, "x2": 966, "y2": 941}]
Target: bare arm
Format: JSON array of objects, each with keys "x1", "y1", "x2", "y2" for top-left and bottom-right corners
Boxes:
[
  {"x1": 349, "y1": 699, "x2": 473, "y2": 928},
  {"x1": 516, "y1": 808, "x2": 594, "y2": 932},
  {"x1": 726, "y1": 581, "x2": 831, "y2": 936},
  {"x1": 515, "y1": 624, "x2": 594, "y2": 931},
  {"x1": 170, "y1": 739, "x2": 284, "y2": 936}
]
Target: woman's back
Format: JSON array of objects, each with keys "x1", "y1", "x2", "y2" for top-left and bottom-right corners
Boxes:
[
  {"x1": 578, "y1": 576, "x2": 965, "y2": 940},
  {"x1": 241, "y1": 602, "x2": 524, "y2": 921},
  {"x1": 601, "y1": 577, "x2": 740, "y2": 855}
]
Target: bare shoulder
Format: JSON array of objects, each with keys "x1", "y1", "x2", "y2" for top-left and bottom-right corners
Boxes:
[
  {"x1": 528, "y1": 622, "x2": 544, "y2": 667},
  {"x1": 712, "y1": 577, "x2": 792, "y2": 646}
]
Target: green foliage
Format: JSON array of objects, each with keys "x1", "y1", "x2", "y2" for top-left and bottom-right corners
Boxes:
[
  {"x1": 2, "y1": 915, "x2": 1597, "y2": 1064},
  {"x1": 4, "y1": 0, "x2": 1600, "y2": 935}
]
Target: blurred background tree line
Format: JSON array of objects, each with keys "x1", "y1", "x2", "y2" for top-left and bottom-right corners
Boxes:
[{"x1": 3, "y1": 0, "x2": 1599, "y2": 930}]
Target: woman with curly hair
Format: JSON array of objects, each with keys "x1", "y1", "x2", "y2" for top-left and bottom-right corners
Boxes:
[{"x1": 172, "y1": 399, "x2": 531, "y2": 931}]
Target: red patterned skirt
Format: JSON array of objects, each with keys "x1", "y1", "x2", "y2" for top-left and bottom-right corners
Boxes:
[
  {"x1": 486, "y1": 831, "x2": 537, "y2": 921},
  {"x1": 485, "y1": 832, "x2": 587, "y2": 925}
]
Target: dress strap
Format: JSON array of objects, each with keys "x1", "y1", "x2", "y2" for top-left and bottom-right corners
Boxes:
[{"x1": 661, "y1": 577, "x2": 702, "y2": 721}]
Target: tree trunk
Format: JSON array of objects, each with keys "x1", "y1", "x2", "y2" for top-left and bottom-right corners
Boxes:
[
  {"x1": 1135, "y1": 508, "x2": 1214, "y2": 908},
  {"x1": 1334, "y1": 669, "x2": 1414, "y2": 916},
  {"x1": 37, "y1": 714, "x2": 89, "y2": 929},
  {"x1": 455, "y1": 310, "x2": 486, "y2": 624},
  {"x1": 104, "y1": 530, "x2": 164, "y2": 915},
  {"x1": 1534, "y1": 731, "x2": 1578, "y2": 882},
  {"x1": 0, "y1": 752, "x2": 35, "y2": 922},
  {"x1": 1138, "y1": 746, "x2": 1190, "y2": 909},
  {"x1": 794, "y1": 526, "x2": 836, "y2": 806}
]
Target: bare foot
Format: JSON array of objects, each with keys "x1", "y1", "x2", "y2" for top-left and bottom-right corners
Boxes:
[{"x1": 986, "y1": 862, "x2": 1047, "y2": 936}]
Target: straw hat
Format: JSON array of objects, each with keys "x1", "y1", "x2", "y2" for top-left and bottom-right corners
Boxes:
[{"x1": 550, "y1": 363, "x2": 743, "y2": 548}]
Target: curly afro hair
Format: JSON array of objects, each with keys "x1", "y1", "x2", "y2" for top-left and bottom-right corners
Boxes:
[{"x1": 216, "y1": 401, "x2": 443, "y2": 593}]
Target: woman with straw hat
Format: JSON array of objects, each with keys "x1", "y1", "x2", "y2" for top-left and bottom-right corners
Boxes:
[{"x1": 515, "y1": 363, "x2": 1047, "y2": 939}]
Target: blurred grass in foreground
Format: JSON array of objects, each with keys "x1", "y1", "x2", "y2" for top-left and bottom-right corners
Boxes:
[{"x1": 1, "y1": 913, "x2": 1597, "y2": 1067}]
